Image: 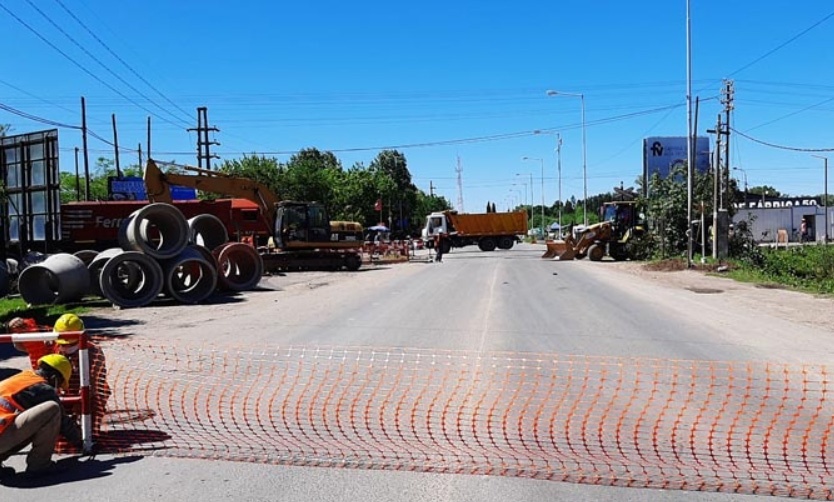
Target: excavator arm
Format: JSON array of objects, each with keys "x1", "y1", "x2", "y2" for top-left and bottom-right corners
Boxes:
[{"x1": 144, "y1": 158, "x2": 280, "y2": 228}]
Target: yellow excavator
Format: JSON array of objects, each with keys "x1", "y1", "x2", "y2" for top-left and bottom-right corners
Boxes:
[
  {"x1": 144, "y1": 159, "x2": 364, "y2": 271},
  {"x1": 543, "y1": 200, "x2": 646, "y2": 261}
]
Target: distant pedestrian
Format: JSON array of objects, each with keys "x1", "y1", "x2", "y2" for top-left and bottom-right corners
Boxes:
[
  {"x1": 434, "y1": 233, "x2": 446, "y2": 263},
  {"x1": 800, "y1": 218, "x2": 809, "y2": 242}
]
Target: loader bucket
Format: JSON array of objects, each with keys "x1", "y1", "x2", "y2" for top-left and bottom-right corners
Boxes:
[
  {"x1": 557, "y1": 246, "x2": 578, "y2": 261},
  {"x1": 543, "y1": 239, "x2": 570, "y2": 259}
]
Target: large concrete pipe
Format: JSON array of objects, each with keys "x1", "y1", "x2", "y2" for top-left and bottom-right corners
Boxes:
[
  {"x1": 212, "y1": 242, "x2": 263, "y2": 291},
  {"x1": 188, "y1": 214, "x2": 228, "y2": 251},
  {"x1": 99, "y1": 250, "x2": 164, "y2": 308},
  {"x1": 18, "y1": 253, "x2": 90, "y2": 305},
  {"x1": 72, "y1": 249, "x2": 99, "y2": 267},
  {"x1": 162, "y1": 245, "x2": 218, "y2": 304},
  {"x1": 88, "y1": 248, "x2": 124, "y2": 297},
  {"x1": 122, "y1": 203, "x2": 189, "y2": 259}
]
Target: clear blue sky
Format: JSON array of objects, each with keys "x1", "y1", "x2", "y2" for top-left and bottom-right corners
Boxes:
[{"x1": 2, "y1": 0, "x2": 833, "y2": 213}]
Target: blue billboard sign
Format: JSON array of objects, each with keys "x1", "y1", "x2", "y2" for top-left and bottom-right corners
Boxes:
[
  {"x1": 108, "y1": 176, "x2": 197, "y2": 201},
  {"x1": 643, "y1": 136, "x2": 711, "y2": 180}
]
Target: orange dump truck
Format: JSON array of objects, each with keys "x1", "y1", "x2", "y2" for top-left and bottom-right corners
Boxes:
[{"x1": 421, "y1": 210, "x2": 528, "y2": 252}]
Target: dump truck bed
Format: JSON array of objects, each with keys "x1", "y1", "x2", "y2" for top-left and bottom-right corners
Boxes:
[{"x1": 447, "y1": 211, "x2": 528, "y2": 236}]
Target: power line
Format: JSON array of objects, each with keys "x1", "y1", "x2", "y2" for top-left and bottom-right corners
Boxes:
[
  {"x1": 727, "y1": 9, "x2": 834, "y2": 78},
  {"x1": 0, "y1": 102, "x2": 79, "y2": 129},
  {"x1": 731, "y1": 127, "x2": 834, "y2": 152},
  {"x1": 52, "y1": 0, "x2": 194, "y2": 124},
  {"x1": 21, "y1": 0, "x2": 191, "y2": 128},
  {"x1": 0, "y1": 1, "x2": 187, "y2": 130}
]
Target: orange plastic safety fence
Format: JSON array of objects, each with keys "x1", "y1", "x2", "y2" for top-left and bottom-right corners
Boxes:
[{"x1": 95, "y1": 342, "x2": 834, "y2": 499}]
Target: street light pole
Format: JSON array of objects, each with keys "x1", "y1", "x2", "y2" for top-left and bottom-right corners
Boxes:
[
  {"x1": 812, "y1": 155, "x2": 829, "y2": 242},
  {"x1": 513, "y1": 180, "x2": 527, "y2": 212},
  {"x1": 546, "y1": 90, "x2": 587, "y2": 226},
  {"x1": 685, "y1": 0, "x2": 694, "y2": 268},
  {"x1": 523, "y1": 157, "x2": 545, "y2": 237},
  {"x1": 556, "y1": 132, "x2": 563, "y2": 232}
]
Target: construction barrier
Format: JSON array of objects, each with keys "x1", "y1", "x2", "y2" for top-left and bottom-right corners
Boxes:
[{"x1": 96, "y1": 342, "x2": 834, "y2": 499}]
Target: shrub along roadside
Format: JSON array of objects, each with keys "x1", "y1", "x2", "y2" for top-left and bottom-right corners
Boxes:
[{"x1": 726, "y1": 244, "x2": 834, "y2": 295}]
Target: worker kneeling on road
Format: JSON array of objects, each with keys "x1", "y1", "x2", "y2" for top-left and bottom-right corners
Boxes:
[
  {"x1": 0, "y1": 354, "x2": 83, "y2": 478},
  {"x1": 12, "y1": 314, "x2": 110, "y2": 441}
]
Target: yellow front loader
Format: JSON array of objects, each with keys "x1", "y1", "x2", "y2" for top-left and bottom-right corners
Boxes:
[{"x1": 543, "y1": 201, "x2": 645, "y2": 261}]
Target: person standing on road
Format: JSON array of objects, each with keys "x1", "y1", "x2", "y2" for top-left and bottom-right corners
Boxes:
[
  {"x1": 434, "y1": 233, "x2": 446, "y2": 263},
  {"x1": 0, "y1": 354, "x2": 83, "y2": 478}
]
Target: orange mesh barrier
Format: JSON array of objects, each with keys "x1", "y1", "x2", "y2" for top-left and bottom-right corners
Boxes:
[{"x1": 95, "y1": 342, "x2": 834, "y2": 499}]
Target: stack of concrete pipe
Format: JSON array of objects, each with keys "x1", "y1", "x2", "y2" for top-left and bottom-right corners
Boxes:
[{"x1": 18, "y1": 203, "x2": 263, "y2": 307}]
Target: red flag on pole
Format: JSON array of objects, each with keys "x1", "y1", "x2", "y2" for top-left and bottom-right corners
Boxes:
[{"x1": 374, "y1": 198, "x2": 382, "y2": 211}]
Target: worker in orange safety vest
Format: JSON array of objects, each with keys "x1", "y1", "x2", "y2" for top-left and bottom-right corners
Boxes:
[{"x1": 0, "y1": 354, "x2": 82, "y2": 478}]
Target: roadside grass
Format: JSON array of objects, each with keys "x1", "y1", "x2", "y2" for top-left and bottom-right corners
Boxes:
[
  {"x1": 646, "y1": 245, "x2": 834, "y2": 297},
  {"x1": 0, "y1": 296, "x2": 92, "y2": 326}
]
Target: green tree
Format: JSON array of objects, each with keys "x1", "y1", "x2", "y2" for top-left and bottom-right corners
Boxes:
[
  {"x1": 283, "y1": 148, "x2": 343, "y2": 212},
  {"x1": 747, "y1": 185, "x2": 781, "y2": 198},
  {"x1": 368, "y1": 150, "x2": 420, "y2": 235},
  {"x1": 215, "y1": 154, "x2": 284, "y2": 199},
  {"x1": 641, "y1": 164, "x2": 731, "y2": 258}
]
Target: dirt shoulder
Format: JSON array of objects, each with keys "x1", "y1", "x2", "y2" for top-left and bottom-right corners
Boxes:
[{"x1": 600, "y1": 260, "x2": 834, "y2": 333}]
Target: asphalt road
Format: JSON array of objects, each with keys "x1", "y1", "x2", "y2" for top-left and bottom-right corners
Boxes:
[{"x1": 3, "y1": 243, "x2": 832, "y2": 501}]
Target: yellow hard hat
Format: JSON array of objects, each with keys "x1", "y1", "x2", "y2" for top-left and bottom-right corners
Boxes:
[
  {"x1": 54, "y1": 314, "x2": 84, "y2": 344},
  {"x1": 38, "y1": 354, "x2": 72, "y2": 390}
]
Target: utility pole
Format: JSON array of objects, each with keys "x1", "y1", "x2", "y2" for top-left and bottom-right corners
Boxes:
[
  {"x1": 81, "y1": 97, "x2": 90, "y2": 201},
  {"x1": 74, "y1": 147, "x2": 81, "y2": 201},
  {"x1": 111, "y1": 114, "x2": 122, "y2": 178},
  {"x1": 429, "y1": 181, "x2": 435, "y2": 197},
  {"x1": 721, "y1": 80, "x2": 734, "y2": 209},
  {"x1": 187, "y1": 107, "x2": 219, "y2": 169},
  {"x1": 709, "y1": 114, "x2": 722, "y2": 259},
  {"x1": 146, "y1": 116, "x2": 152, "y2": 162}
]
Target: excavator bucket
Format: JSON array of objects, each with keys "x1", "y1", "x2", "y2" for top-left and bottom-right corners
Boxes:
[{"x1": 542, "y1": 239, "x2": 576, "y2": 260}]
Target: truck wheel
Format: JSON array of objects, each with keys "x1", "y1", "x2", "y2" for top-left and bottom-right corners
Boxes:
[
  {"x1": 344, "y1": 254, "x2": 362, "y2": 271},
  {"x1": 588, "y1": 244, "x2": 605, "y2": 261},
  {"x1": 478, "y1": 238, "x2": 497, "y2": 252},
  {"x1": 610, "y1": 243, "x2": 629, "y2": 261},
  {"x1": 497, "y1": 237, "x2": 514, "y2": 250}
]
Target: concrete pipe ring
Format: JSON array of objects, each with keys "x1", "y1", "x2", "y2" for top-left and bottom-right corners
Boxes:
[
  {"x1": 99, "y1": 250, "x2": 164, "y2": 308},
  {"x1": 19, "y1": 253, "x2": 90, "y2": 305},
  {"x1": 188, "y1": 214, "x2": 228, "y2": 251},
  {"x1": 87, "y1": 248, "x2": 123, "y2": 297},
  {"x1": 212, "y1": 242, "x2": 263, "y2": 291},
  {"x1": 117, "y1": 214, "x2": 134, "y2": 251},
  {"x1": 124, "y1": 203, "x2": 189, "y2": 259},
  {"x1": 72, "y1": 249, "x2": 99, "y2": 267},
  {"x1": 162, "y1": 246, "x2": 218, "y2": 304}
]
